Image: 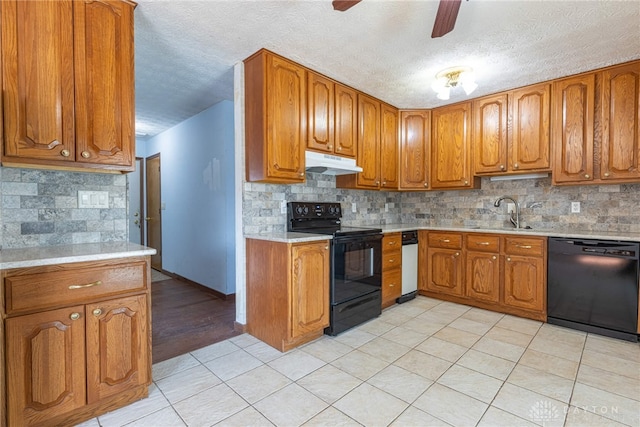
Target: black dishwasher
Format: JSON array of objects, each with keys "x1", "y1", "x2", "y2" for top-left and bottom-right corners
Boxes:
[{"x1": 547, "y1": 238, "x2": 639, "y2": 341}]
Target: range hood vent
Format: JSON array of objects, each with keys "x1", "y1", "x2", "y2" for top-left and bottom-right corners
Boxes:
[{"x1": 305, "y1": 151, "x2": 362, "y2": 175}]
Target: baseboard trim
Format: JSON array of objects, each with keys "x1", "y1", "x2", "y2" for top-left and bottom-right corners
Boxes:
[
  {"x1": 234, "y1": 321, "x2": 247, "y2": 333},
  {"x1": 155, "y1": 269, "x2": 236, "y2": 301}
]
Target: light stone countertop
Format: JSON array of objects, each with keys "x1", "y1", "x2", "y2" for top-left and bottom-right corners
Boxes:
[
  {"x1": 246, "y1": 224, "x2": 640, "y2": 243},
  {"x1": 0, "y1": 242, "x2": 156, "y2": 270}
]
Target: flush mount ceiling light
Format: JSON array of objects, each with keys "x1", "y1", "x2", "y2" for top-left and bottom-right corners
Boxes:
[{"x1": 431, "y1": 66, "x2": 478, "y2": 100}]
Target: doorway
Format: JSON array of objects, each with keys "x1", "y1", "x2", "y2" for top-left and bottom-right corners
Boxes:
[
  {"x1": 146, "y1": 154, "x2": 162, "y2": 270},
  {"x1": 128, "y1": 158, "x2": 144, "y2": 245}
]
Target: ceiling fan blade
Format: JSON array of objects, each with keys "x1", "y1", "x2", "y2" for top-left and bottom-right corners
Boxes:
[
  {"x1": 431, "y1": 0, "x2": 462, "y2": 38},
  {"x1": 332, "y1": 0, "x2": 362, "y2": 12}
]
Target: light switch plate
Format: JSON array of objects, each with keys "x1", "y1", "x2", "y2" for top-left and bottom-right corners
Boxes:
[
  {"x1": 78, "y1": 191, "x2": 109, "y2": 209},
  {"x1": 352, "y1": 202, "x2": 357, "y2": 213},
  {"x1": 571, "y1": 201, "x2": 581, "y2": 213}
]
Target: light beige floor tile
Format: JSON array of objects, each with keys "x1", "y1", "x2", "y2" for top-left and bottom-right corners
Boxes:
[
  {"x1": 415, "y1": 336, "x2": 469, "y2": 362},
  {"x1": 229, "y1": 333, "x2": 262, "y2": 348},
  {"x1": 297, "y1": 364, "x2": 362, "y2": 404},
  {"x1": 485, "y1": 326, "x2": 534, "y2": 348},
  {"x1": 301, "y1": 336, "x2": 354, "y2": 363},
  {"x1": 358, "y1": 337, "x2": 411, "y2": 362},
  {"x1": 577, "y1": 364, "x2": 640, "y2": 402},
  {"x1": 433, "y1": 326, "x2": 482, "y2": 348},
  {"x1": 390, "y1": 406, "x2": 452, "y2": 427},
  {"x1": 152, "y1": 353, "x2": 201, "y2": 381},
  {"x1": 191, "y1": 340, "x2": 242, "y2": 364},
  {"x1": 428, "y1": 301, "x2": 471, "y2": 317},
  {"x1": 204, "y1": 349, "x2": 263, "y2": 381},
  {"x1": 437, "y1": 364, "x2": 503, "y2": 403},
  {"x1": 472, "y1": 336, "x2": 526, "y2": 362},
  {"x1": 390, "y1": 304, "x2": 427, "y2": 318},
  {"x1": 528, "y1": 334, "x2": 585, "y2": 362},
  {"x1": 456, "y1": 349, "x2": 516, "y2": 380},
  {"x1": 172, "y1": 383, "x2": 248, "y2": 427},
  {"x1": 407, "y1": 296, "x2": 444, "y2": 311},
  {"x1": 76, "y1": 418, "x2": 100, "y2": 427},
  {"x1": 495, "y1": 315, "x2": 542, "y2": 336},
  {"x1": 393, "y1": 349, "x2": 452, "y2": 381},
  {"x1": 581, "y1": 348, "x2": 640, "y2": 380},
  {"x1": 478, "y1": 406, "x2": 537, "y2": 427},
  {"x1": 155, "y1": 364, "x2": 222, "y2": 404},
  {"x1": 123, "y1": 406, "x2": 186, "y2": 426},
  {"x1": 571, "y1": 383, "x2": 640, "y2": 426},
  {"x1": 99, "y1": 384, "x2": 170, "y2": 426},
  {"x1": 214, "y1": 407, "x2": 275, "y2": 427},
  {"x1": 382, "y1": 326, "x2": 429, "y2": 348},
  {"x1": 253, "y1": 383, "x2": 328, "y2": 427},
  {"x1": 415, "y1": 309, "x2": 462, "y2": 326},
  {"x1": 303, "y1": 407, "x2": 361, "y2": 426},
  {"x1": 333, "y1": 328, "x2": 377, "y2": 348},
  {"x1": 379, "y1": 310, "x2": 414, "y2": 326},
  {"x1": 584, "y1": 334, "x2": 640, "y2": 363},
  {"x1": 244, "y1": 341, "x2": 285, "y2": 363},
  {"x1": 226, "y1": 365, "x2": 291, "y2": 404},
  {"x1": 267, "y1": 349, "x2": 325, "y2": 380},
  {"x1": 507, "y1": 364, "x2": 574, "y2": 403},
  {"x1": 401, "y1": 318, "x2": 447, "y2": 336},
  {"x1": 357, "y1": 318, "x2": 396, "y2": 336},
  {"x1": 448, "y1": 317, "x2": 493, "y2": 335},
  {"x1": 367, "y1": 365, "x2": 433, "y2": 403},
  {"x1": 460, "y1": 307, "x2": 504, "y2": 325},
  {"x1": 331, "y1": 349, "x2": 390, "y2": 381},
  {"x1": 413, "y1": 383, "x2": 488, "y2": 427},
  {"x1": 564, "y1": 405, "x2": 629, "y2": 427},
  {"x1": 493, "y1": 383, "x2": 567, "y2": 427},
  {"x1": 518, "y1": 349, "x2": 579, "y2": 380},
  {"x1": 536, "y1": 323, "x2": 587, "y2": 346},
  {"x1": 334, "y1": 382, "x2": 409, "y2": 427}
]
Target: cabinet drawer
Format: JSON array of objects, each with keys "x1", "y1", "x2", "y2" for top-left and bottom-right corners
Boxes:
[
  {"x1": 382, "y1": 251, "x2": 402, "y2": 271},
  {"x1": 466, "y1": 234, "x2": 500, "y2": 252},
  {"x1": 383, "y1": 233, "x2": 402, "y2": 250},
  {"x1": 504, "y1": 237, "x2": 545, "y2": 256},
  {"x1": 5, "y1": 261, "x2": 147, "y2": 315},
  {"x1": 382, "y1": 269, "x2": 402, "y2": 298},
  {"x1": 428, "y1": 232, "x2": 463, "y2": 249}
]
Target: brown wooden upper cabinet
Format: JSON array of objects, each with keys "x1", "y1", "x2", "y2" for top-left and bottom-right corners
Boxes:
[
  {"x1": 307, "y1": 72, "x2": 357, "y2": 158},
  {"x1": 473, "y1": 83, "x2": 550, "y2": 175},
  {"x1": 1, "y1": 0, "x2": 136, "y2": 173},
  {"x1": 380, "y1": 103, "x2": 400, "y2": 190},
  {"x1": 399, "y1": 110, "x2": 431, "y2": 190},
  {"x1": 245, "y1": 50, "x2": 307, "y2": 183},
  {"x1": 431, "y1": 102, "x2": 479, "y2": 189}
]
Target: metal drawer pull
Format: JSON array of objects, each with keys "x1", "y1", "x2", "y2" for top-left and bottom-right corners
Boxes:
[
  {"x1": 440, "y1": 239, "x2": 451, "y2": 243},
  {"x1": 476, "y1": 242, "x2": 490, "y2": 246},
  {"x1": 68, "y1": 280, "x2": 102, "y2": 290},
  {"x1": 515, "y1": 245, "x2": 533, "y2": 249},
  {"x1": 388, "y1": 259, "x2": 395, "y2": 263}
]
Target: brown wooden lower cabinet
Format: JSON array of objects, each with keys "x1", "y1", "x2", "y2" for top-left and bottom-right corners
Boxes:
[
  {"x1": 419, "y1": 231, "x2": 547, "y2": 321},
  {"x1": 246, "y1": 238, "x2": 330, "y2": 352},
  {"x1": 382, "y1": 233, "x2": 402, "y2": 308},
  {"x1": 1, "y1": 257, "x2": 152, "y2": 427}
]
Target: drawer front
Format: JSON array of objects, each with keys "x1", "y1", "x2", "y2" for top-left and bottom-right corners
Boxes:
[
  {"x1": 383, "y1": 233, "x2": 402, "y2": 251},
  {"x1": 382, "y1": 269, "x2": 402, "y2": 300},
  {"x1": 428, "y1": 232, "x2": 463, "y2": 249},
  {"x1": 504, "y1": 236, "x2": 545, "y2": 256},
  {"x1": 382, "y1": 250, "x2": 402, "y2": 271},
  {"x1": 466, "y1": 234, "x2": 500, "y2": 252},
  {"x1": 5, "y1": 261, "x2": 147, "y2": 314}
]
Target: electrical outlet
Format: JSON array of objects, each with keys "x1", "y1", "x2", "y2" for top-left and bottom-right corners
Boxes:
[
  {"x1": 507, "y1": 203, "x2": 515, "y2": 214},
  {"x1": 78, "y1": 191, "x2": 109, "y2": 209},
  {"x1": 571, "y1": 201, "x2": 581, "y2": 213},
  {"x1": 384, "y1": 203, "x2": 389, "y2": 212},
  {"x1": 351, "y1": 202, "x2": 357, "y2": 213},
  {"x1": 280, "y1": 200, "x2": 287, "y2": 214}
]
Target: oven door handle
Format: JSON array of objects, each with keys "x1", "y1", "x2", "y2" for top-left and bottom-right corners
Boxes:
[{"x1": 336, "y1": 294, "x2": 380, "y2": 313}]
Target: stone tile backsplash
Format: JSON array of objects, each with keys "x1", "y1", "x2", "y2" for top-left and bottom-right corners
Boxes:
[
  {"x1": 243, "y1": 173, "x2": 640, "y2": 235},
  {"x1": 0, "y1": 167, "x2": 128, "y2": 249}
]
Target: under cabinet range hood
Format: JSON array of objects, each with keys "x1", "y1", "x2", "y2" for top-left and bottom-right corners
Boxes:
[{"x1": 305, "y1": 150, "x2": 363, "y2": 175}]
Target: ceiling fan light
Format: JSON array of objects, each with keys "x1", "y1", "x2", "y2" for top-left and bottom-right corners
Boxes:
[
  {"x1": 436, "y1": 87, "x2": 450, "y2": 100},
  {"x1": 431, "y1": 77, "x2": 448, "y2": 92},
  {"x1": 462, "y1": 80, "x2": 478, "y2": 95}
]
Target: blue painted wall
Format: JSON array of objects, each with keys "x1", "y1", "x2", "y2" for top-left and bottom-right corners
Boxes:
[{"x1": 143, "y1": 100, "x2": 236, "y2": 294}]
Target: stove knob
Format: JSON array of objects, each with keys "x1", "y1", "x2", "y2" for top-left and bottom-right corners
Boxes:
[
  {"x1": 296, "y1": 206, "x2": 303, "y2": 215},
  {"x1": 302, "y1": 206, "x2": 309, "y2": 215}
]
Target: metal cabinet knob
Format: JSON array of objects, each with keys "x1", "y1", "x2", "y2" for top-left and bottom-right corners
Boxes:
[
  {"x1": 424, "y1": 182, "x2": 428, "y2": 187},
  {"x1": 325, "y1": 246, "x2": 329, "y2": 250},
  {"x1": 337, "y1": 146, "x2": 342, "y2": 151},
  {"x1": 604, "y1": 172, "x2": 610, "y2": 177},
  {"x1": 455, "y1": 252, "x2": 460, "y2": 256},
  {"x1": 507, "y1": 257, "x2": 512, "y2": 262},
  {"x1": 299, "y1": 172, "x2": 305, "y2": 177},
  {"x1": 61, "y1": 149, "x2": 70, "y2": 157},
  {"x1": 464, "y1": 180, "x2": 469, "y2": 185},
  {"x1": 81, "y1": 151, "x2": 90, "y2": 159},
  {"x1": 584, "y1": 174, "x2": 590, "y2": 179},
  {"x1": 500, "y1": 164, "x2": 505, "y2": 170},
  {"x1": 70, "y1": 312, "x2": 80, "y2": 321},
  {"x1": 93, "y1": 308, "x2": 102, "y2": 317},
  {"x1": 492, "y1": 256, "x2": 497, "y2": 260},
  {"x1": 514, "y1": 163, "x2": 519, "y2": 169},
  {"x1": 327, "y1": 145, "x2": 333, "y2": 150}
]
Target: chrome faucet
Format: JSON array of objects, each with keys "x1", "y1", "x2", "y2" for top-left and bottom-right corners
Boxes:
[{"x1": 494, "y1": 196, "x2": 520, "y2": 228}]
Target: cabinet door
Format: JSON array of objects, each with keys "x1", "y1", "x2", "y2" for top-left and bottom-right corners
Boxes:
[
  {"x1": 334, "y1": 83, "x2": 357, "y2": 157},
  {"x1": 552, "y1": 74, "x2": 595, "y2": 183},
  {"x1": 601, "y1": 62, "x2": 640, "y2": 181},
  {"x1": 473, "y1": 94, "x2": 508, "y2": 174},
  {"x1": 356, "y1": 93, "x2": 381, "y2": 188},
  {"x1": 426, "y1": 248, "x2": 463, "y2": 296},
  {"x1": 86, "y1": 294, "x2": 150, "y2": 403},
  {"x1": 382, "y1": 269, "x2": 402, "y2": 307},
  {"x1": 400, "y1": 110, "x2": 430, "y2": 189},
  {"x1": 431, "y1": 102, "x2": 473, "y2": 189},
  {"x1": 503, "y1": 255, "x2": 544, "y2": 311},
  {"x1": 465, "y1": 251, "x2": 500, "y2": 303},
  {"x1": 307, "y1": 72, "x2": 335, "y2": 154},
  {"x1": 509, "y1": 83, "x2": 551, "y2": 171},
  {"x1": 74, "y1": 0, "x2": 134, "y2": 167},
  {"x1": 6, "y1": 306, "x2": 86, "y2": 427},
  {"x1": 1, "y1": 0, "x2": 76, "y2": 162},
  {"x1": 380, "y1": 103, "x2": 399, "y2": 189},
  {"x1": 291, "y1": 242, "x2": 330, "y2": 338}
]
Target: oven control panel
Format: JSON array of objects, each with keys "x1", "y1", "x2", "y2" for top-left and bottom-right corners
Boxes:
[{"x1": 287, "y1": 202, "x2": 342, "y2": 219}]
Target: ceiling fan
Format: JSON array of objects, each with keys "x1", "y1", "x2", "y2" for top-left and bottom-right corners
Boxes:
[{"x1": 332, "y1": 0, "x2": 463, "y2": 38}]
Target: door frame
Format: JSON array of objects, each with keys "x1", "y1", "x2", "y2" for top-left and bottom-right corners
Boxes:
[
  {"x1": 132, "y1": 157, "x2": 144, "y2": 245},
  {"x1": 146, "y1": 153, "x2": 162, "y2": 270}
]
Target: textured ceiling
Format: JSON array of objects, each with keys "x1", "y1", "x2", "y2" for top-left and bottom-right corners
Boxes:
[{"x1": 134, "y1": 0, "x2": 640, "y2": 138}]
